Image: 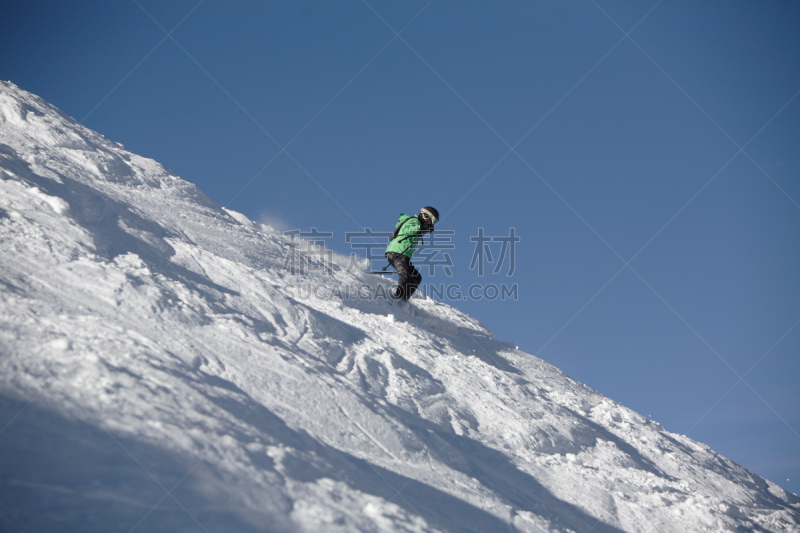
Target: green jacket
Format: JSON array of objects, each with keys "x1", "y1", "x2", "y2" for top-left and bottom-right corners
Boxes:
[{"x1": 386, "y1": 213, "x2": 423, "y2": 258}]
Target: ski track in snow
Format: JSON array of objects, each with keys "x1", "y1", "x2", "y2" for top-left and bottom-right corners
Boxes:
[{"x1": 1, "y1": 80, "x2": 798, "y2": 532}]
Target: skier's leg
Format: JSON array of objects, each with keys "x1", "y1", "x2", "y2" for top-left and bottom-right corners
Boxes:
[
  {"x1": 386, "y1": 252, "x2": 418, "y2": 300},
  {"x1": 405, "y1": 262, "x2": 422, "y2": 299},
  {"x1": 385, "y1": 252, "x2": 405, "y2": 299},
  {"x1": 395, "y1": 256, "x2": 421, "y2": 300}
]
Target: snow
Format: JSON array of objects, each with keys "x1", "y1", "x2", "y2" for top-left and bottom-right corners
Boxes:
[{"x1": 1, "y1": 80, "x2": 799, "y2": 532}]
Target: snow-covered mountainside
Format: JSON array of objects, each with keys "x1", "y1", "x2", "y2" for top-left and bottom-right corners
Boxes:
[{"x1": 0, "y1": 80, "x2": 797, "y2": 533}]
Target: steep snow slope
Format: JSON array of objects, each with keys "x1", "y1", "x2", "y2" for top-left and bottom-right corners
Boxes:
[{"x1": 1, "y1": 80, "x2": 798, "y2": 533}]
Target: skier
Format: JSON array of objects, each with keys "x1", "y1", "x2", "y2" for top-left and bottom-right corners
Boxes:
[{"x1": 385, "y1": 206, "x2": 439, "y2": 300}]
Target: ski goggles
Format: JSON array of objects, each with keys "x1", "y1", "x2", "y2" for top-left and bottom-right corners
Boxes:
[{"x1": 420, "y1": 209, "x2": 438, "y2": 225}]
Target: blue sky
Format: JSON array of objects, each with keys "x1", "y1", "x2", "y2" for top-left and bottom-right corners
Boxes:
[{"x1": 2, "y1": 1, "x2": 799, "y2": 495}]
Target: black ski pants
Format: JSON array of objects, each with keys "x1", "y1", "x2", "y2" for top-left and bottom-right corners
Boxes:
[{"x1": 386, "y1": 252, "x2": 422, "y2": 300}]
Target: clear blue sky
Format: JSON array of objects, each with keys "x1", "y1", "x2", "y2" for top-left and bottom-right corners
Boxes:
[{"x1": 2, "y1": 0, "x2": 799, "y2": 495}]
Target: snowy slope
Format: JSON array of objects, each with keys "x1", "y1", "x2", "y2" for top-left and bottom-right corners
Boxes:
[{"x1": 0, "y1": 80, "x2": 798, "y2": 533}]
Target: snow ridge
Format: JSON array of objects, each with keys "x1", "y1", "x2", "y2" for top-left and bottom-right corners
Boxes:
[{"x1": 1, "y1": 80, "x2": 798, "y2": 532}]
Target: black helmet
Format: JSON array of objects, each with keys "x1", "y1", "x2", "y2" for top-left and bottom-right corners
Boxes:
[{"x1": 420, "y1": 206, "x2": 439, "y2": 225}]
